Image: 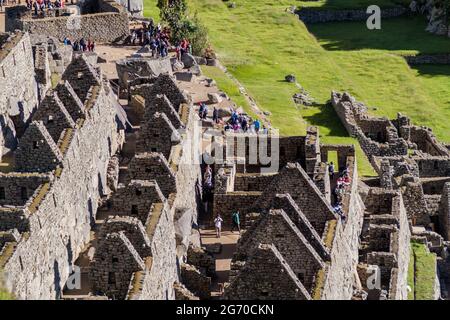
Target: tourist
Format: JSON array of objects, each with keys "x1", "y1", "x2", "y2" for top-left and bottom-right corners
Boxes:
[
  {"x1": 214, "y1": 214, "x2": 223, "y2": 238},
  {"x1": 204, "y1": 165, "x2": 212, "y2": 183},
  {"x1": 79, "y1": 38, "x2": 86, "y2": 51},
  {"x1": 198, "y1": 103, "x2": 205, "y2": 119},
  {"x1": 130, "y1": 28, "x2": 137, "y2": 45},
  {"x1": 231, "y1": 211, "x2": 240, "y2": 233},
  {"x1": 200, "y1": 103, "x2": 208, "y2": 120},
  {"x1": 333, "y1": 203, "x2": 346, "y2": 222},
  {"x1": 343, "y1": 174, "x2": 351, "y2": 186},
  {"x1": 33, "y1": 0, "x2": 38, "y2": 15},
  {"x1": 150, "y1": 37, "x2": 158, "y2": 57},
  {"x1": 254, "y1": 119, "x2": 260, "y2": 133},
  {"x1": 241, "y1": 116, "x2": 248, "y2": 132},
  {"x1": 72, "y1": 40, "x2": 79, "y2": 51},
  {"x1": 329, "y1": 162, "x2": 335, "y2": 179},
  {"x1": 213, "y1": 107, "x2": 219, "y2": 124}
]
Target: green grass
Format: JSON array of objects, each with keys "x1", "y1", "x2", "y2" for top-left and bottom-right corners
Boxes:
[
  {"x1": 408, "y1": 242, "x2": 437, "y2": 300},
  {"x1": 143, "y1": 1, "x2": 159, "y2": 21},
  {"x1": 143, "y1": 0, "x2": 450, "y2": 176},
  {"x1": 201, "y1": 65, "x2": 256, "y2": 118}
]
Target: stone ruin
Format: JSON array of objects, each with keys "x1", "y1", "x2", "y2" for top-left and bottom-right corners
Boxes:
[
  {"x1": 5, "y1": 0, "x2": 130, "y2": 43},
  {"x1": 0, "y1": 24, "x2": 449, "y2": 300},
  {"x1": 0, "y1": 37, "x2": 126, "y2": 298},
  {"x1": 199, "y1": 125, "x2": 366, "y2": 300},
  {"x1": 332, "y1": 91, "x2": 450, "y2": 298},
  {"x1": 58, "y1": 68, "x2": 202, "y2": 299},
  {"x1": 0, "y1": 29, "x2": 207, "y2": 299}
]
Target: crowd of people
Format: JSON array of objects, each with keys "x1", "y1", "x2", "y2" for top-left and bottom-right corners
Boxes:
[
  {"x1": 330, "y1": 162, "x2": 352, "y2": 222},
  {"x1": 27, "y1": 0, "x2": 64, "y2": 14},
  {"x1": 129, "y1": 21, "x2": 173, "y2": 58},
  {"x1": 199, "y1": 102, "x2": 268, "y2": 135},
  {"x1": 63, "y1": 37, "x2": 95, "y2": 52}
]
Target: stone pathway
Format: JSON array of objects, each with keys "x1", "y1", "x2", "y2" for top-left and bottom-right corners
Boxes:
[{"x1": 199, "y1": 229, "x2": 240, "y2": 298}]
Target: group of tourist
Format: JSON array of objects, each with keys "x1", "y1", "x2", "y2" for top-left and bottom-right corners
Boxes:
[
  {"x1": 213, "y1": 211, "x2": 240, "y2": 238},
  {"x1": 175, "y1": 38, "x2": 191, "y2": 61},
  {"x1": 225, "y1": 110, "x2": 267, "y2": 134},
  {"x1": 330, "y1": 162, "x2": 351, "y2": 222},
  {"x1": 27, "y1": 0, "x2": 64, "y2": 14},
  {"x1": 130, "y1": 21, "x2": 172, "y2": 58},
  {"x1": 63, "y1": 37, "x2": 95, "y2": 52}
]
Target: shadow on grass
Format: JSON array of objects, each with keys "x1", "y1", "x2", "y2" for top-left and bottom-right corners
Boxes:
[
  {"x1": 301, "y1": 103, "x2": 350, "y2": 138},
  {"x1": 411, "y1": 64, "x2": 450, "y2": 77},
  {"x1": 306, "y1": 16, "x2": 450, "y2": 54},
  {"x1": 305, "y1": 0, "x2": 410, "y2": 10}
]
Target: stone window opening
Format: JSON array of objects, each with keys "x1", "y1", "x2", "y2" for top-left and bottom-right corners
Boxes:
[
  {"x1": 153, "y1": 133, "x2": 160, "y2": 138},
  {"x1": 260, "y1": 291, "x2": 269, "y2": 297},
  {"x1": 135, "y1": 189, "x2": 142, "y2": 196},
  {"x1": 145, "y1": 168, "x2": 152, "y2": 173},
  {"x1": 434, "y1": 161, "x2": 439, "y2": 170},
  {"x1": 0, "y1": 187, "x2": 5, "y2": 200},
  {"x1": 21, "y1": 187, "x2": 28, "y2": 200},
  {"x1": 275, "y1": 234, "x2": 284, "y2": 238},
  {"x1": 77, "y1": 72, "x2": 83, "y2": 79},
  {"x1": 151, "y1": 147, "x2": 157, "y2": 152},
  {"x1": 131, "y1": 205, "x2": 139, "y2": 215},
  {"x1": 33, "y1": 141, "x2": 39, "y2": 149},
  {"x1": 297, "y1": 272, "x2": 305, "y2": 283},
  {"x1": 108, "y1": 272, "x2": 116, "y2": 285},
  {"x1": 280, "y1": 146, "x2": 286, "y2": 157},
  {"x1": 19, "y1": 256, "x2": 24, "y2": 271},
  {"x1": 48, "y1": 115, "x2": 54, "y2": 124},
  {"x1": 112, "y1": 256, "x2": 119, "y2": 263}
]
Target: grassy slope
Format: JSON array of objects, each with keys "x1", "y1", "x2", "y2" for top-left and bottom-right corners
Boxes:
[
  {"x1": 408, "y1": 242, "x2": 437, "y2": 300},
  {"x1": 143, "y1": 0, "x2": 450, "y2": 176}
]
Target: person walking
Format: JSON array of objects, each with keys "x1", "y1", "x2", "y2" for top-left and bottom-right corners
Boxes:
[
  {"x1": 329, "y1": 162, "x2": 335, "y2": 180},
  {"x1": 214, "y1": 214, "x2": 223, "y2": 238},
  {"x1": 231, "y1": 211, "x2": 240, "y2": 233},
  {"x1": 213, "y1": 107, "x2": 219, "y2": 124}
]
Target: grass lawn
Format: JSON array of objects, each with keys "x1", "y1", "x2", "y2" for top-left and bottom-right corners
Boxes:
[
  {"x1": 143, "y1": 0, "x2": 450, "y2": 176},
  {"x1": 201, "y1": 66, "x2": 251, "y2": 112},
  {"x1": 408, "y1": 242, "x2": 437, "y2": 300}
]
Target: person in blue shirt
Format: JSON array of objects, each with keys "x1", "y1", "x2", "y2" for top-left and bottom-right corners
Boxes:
[{"x1": 231, "y1": 211, "x2": 241, "y2": 233}]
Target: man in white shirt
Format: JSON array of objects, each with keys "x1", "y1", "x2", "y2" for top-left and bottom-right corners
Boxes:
[{"x1": 214, "y1": 215, "x2": 223, "y2": 238}]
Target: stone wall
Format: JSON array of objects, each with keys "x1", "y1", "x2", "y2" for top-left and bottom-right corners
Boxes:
[
  {"x1": 0, "y1": 173, "x2": 51, "y2": 207},
  {"x1": 17, "y1": 12, "x2": 129, "y2": 43},
  {"x1": 331, "y1": 91, "x2": 408, "y2": 160},
  {"x1": 320, "y1": 155, "x2": 365, "y2": 300},
  {"x1": 233, "y1": 173, "x2": 276, "y2": 192},
  {"x1": 0, "y1": 32, "x2": 39, "y2": 158},
  {"x1": 439, "y1": 183, "x2": 450, "y2": 240},
  {"x1": 225, "y1": 243, "x2": 311, "y2": 300},
  {"x1": 213, "y1": 192, "x2": 262, "y2": 227},
  {"x1": 2, "y1": 63, "x2": 122, "y2": 299}
]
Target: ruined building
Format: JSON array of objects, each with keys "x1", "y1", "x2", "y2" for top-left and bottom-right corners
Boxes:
[{"x1": 332, "y1": 91, "x2": 450, "y2": 298}]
